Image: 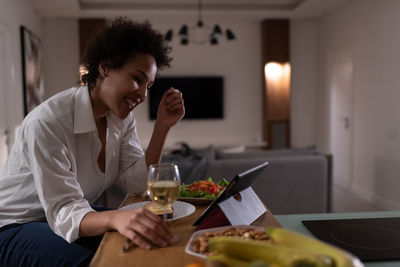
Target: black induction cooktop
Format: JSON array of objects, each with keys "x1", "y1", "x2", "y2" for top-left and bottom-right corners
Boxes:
[{"x1": 302, "y1": 217, "x2": 400, "y2": 261}]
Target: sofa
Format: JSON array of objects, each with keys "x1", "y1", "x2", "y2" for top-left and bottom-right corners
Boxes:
[
  {"x1": 97, "y1": 145, "x2": 332, "y2": 215},
  {"x1": 207, "y1": 149, "x2": 332, "y2": 214}
]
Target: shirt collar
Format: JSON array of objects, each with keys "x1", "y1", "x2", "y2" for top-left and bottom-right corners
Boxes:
[
  {"x1": 74, "y1": 85, "x2": 126, "y2": 134},
  {"x1": 107, "y1": 111, "x2": 125, "y2": 132},
  {"x1": 74, "y1": 86, "x2": 97, "y2": 134}
]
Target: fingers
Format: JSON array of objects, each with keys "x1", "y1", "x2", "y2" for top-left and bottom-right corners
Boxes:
[
  {"x1": 141, "y1": 208, "x2": 173, "y2": 240},
  {"x1": 124, "y1": 208, "x2": 174, "y2": 249},
  {"x1": 124, "y1": 229, "x2": 151, "y2": 250},
  {"x1": 164, "y1": 88, "x2": 184, "y2": 112},
  {"x1": 167, "y1": 99, "x2": 184, "y2": 111},
  {"x1": 130, "y1": 221, "x2": 170, "y2": 248},
  {"x1": 164, "y1": 87, "x2": 180, "y2": 97},
  {"x1": 164, "y1": 88, "x2": 182, "y2": 103}
]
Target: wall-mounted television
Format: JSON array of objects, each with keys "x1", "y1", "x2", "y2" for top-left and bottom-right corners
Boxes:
[{"x1": 149, "y1": 76, "x2": 224, "y2": 120}]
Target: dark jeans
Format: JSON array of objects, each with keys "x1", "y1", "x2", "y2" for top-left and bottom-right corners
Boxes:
[{"x1": 0, "y1": 206, "x2": 108, "y2": 267}]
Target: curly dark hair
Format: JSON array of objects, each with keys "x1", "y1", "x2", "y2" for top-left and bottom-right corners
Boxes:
[{"x1": 81, "y1": 17, "x2": 172, "y2": 89}]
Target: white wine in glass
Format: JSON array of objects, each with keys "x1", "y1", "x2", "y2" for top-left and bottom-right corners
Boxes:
[
  {"x1": 147, "y1": 163, "x2": 181, "y2": 242},
  {"x1": 148, "y1": 180, "x2": 180, "y2": 209}
]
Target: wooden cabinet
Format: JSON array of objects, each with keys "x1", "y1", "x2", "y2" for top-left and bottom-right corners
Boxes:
[{"x1": 261, "y1": 19, "x2": 291, "y2": 149}]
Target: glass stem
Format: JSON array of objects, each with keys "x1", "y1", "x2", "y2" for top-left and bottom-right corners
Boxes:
[{"x1": 163, "y1": 206, "x2": 168, "y2": 221}]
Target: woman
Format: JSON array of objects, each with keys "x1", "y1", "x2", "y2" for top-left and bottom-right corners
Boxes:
[{"x1": 0, "y1": 17, "x2": 184, "y2": 266}]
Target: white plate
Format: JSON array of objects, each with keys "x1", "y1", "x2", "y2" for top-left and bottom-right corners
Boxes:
[
  {"x1": 185, "y1": 225, "x2": 266, "y2": 259},
  {"x1": 119, "y1": 201, "x2": 196, "y2": 221},
  {"x1": 177, "y1": 197, "x2": 213, "y2": 205}
]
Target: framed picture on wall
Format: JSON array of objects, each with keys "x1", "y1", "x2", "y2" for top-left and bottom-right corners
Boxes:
[{"x1": 20, "y1": 26, "x2": 44, "y2": 116}]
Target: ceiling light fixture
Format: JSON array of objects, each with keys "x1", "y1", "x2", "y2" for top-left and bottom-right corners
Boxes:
[{"x1": 165, "y1": 0, "x2": 236, "y2": 45}]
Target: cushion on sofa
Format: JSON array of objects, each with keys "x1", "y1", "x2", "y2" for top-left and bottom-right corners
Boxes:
[{"x1": 162, "y1": 144, "x2": 216, "y2": 184}]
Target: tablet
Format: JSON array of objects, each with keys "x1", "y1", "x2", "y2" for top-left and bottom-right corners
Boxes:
[{"x1": 192, "y1": 161, "x2": 269, "y2": 226}]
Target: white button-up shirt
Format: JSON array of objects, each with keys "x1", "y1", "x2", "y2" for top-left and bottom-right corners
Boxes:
[{"x1": 0, "y1": 86, "x2": 148, "y2": 243}]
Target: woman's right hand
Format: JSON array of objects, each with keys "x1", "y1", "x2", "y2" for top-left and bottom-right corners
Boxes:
[{"x1": 110, "y1": 208, "x2": 174, "y2": 250}]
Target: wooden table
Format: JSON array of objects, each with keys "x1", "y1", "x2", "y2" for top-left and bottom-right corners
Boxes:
[{"x1": 90, "y1": 195, "x2": 281, "y2": 267}]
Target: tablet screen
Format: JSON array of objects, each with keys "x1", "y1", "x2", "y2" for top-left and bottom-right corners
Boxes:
[{"x1": 193, "y1": 162, "x2": 269, "y2": 226}]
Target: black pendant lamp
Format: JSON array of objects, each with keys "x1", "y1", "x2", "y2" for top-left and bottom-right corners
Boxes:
[{"x1": 165, "y1": 0, "x2": 236, "y2": 45}]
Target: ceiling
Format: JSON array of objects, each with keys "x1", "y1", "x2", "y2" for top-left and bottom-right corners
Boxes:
[
  {"x1": 28, "y1": 0, "x2": 349, "y2": 20},
  {"x1": 81, "y1": 0, "x2": 304, "y2": 9}
]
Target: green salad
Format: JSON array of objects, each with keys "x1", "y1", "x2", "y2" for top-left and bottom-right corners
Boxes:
[{"x1": 179, "y1": 177, "x2": 229, "y2": 199}]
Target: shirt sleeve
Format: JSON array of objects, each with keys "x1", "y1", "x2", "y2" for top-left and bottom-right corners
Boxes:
[
  {"x1": 23, "y1": 119, "x2": 94, "y2": 243},
  {"x1": 116, "y1": 115, "x2": 148, "y2": 195}
]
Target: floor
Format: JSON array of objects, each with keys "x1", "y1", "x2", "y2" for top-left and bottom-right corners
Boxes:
[{"x1": 331, "y1": 184, "x2": 383, "y2": 213}]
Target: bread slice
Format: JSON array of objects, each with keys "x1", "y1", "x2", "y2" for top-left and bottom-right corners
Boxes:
[{"x1": 144, "y1": 201, "x2": 174, "y2": 219}]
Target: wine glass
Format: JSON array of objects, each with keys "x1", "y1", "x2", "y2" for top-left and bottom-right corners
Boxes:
[{"x1": 147, "y1": 163, "x2": 181, "y2": 242}]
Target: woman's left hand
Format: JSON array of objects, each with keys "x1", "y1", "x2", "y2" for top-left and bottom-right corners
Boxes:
[{"x1": 156, "y1": 87, "x2": 185, "y2": 128}]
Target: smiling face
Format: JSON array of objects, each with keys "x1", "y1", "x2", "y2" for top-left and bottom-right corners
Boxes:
[{"x1": 91, "y1": 52, "x2": 157, "y2": 119}]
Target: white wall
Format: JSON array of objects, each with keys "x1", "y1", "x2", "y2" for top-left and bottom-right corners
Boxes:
[
  {"x1": 0, "y1": 0, "x2": 42, "y2": 149},
  {"x1": 318, "y1": 0, "x2": 400, "y2": 209},
  {"x1": 43, "y1": 19, "x2": 80, "y2": 99},
  {"x1": 43, "y1": 17, "x2": 264, "y2": 149},
  {"x1": 290, "y1": 19, "x2": 319, "y2": 148}
]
